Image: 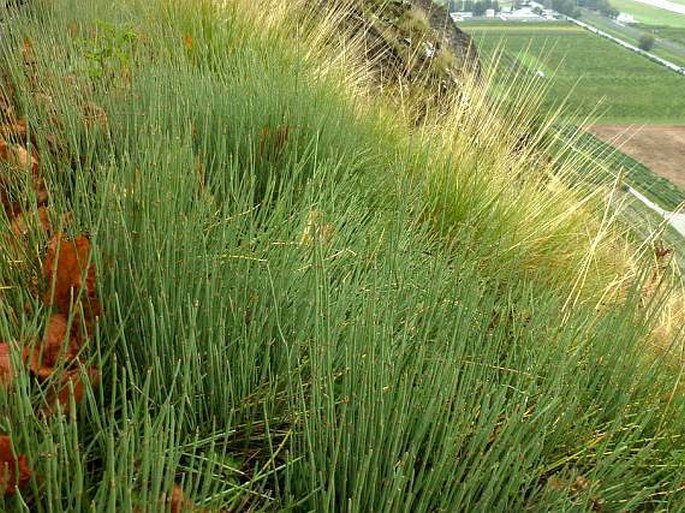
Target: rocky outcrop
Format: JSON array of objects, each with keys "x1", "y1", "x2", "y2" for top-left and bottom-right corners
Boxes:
[
  {"x1": 412, "y1": 0, "x2": 479, "y2": 73},
  {"x1": 342, "y1": 0, "x2": 480, "y2": 94}
]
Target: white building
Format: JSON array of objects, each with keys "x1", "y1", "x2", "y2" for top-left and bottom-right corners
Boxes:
[
  {"x1": 499, "y1": 7, "x2": 545, "y2": 21},
  {"x1": 450, "y1": 12, "x2": 473, "y2": 22},
  {"x1": 616, "y1": 12, "x2": 636, "y2": 24}
]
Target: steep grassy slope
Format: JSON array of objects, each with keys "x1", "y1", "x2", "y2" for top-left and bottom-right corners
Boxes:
[{"x1": 0, "y1": 0, "x2": 684, "y2": 512}]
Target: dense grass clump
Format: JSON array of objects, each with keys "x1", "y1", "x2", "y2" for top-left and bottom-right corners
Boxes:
[{"x1": 0, "y1": 0, "x2": 684, "y2": 511}]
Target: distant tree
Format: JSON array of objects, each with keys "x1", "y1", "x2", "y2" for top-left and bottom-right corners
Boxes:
[
  {"x1": 591, "y1": 0, "x2": 620, "y2": 17},
  {"x1": 638, "y1": 33, "x2": 656, "y2": 51},
  {"x1": 465, "y1": 0, "x2": 498, "y2": 12},
  {"x1": 549, "y1": 0, "x2": 582, "y2": 18},
  {"x1": 472, "y1": 2, "x2": 487, "y2": 15},
  {"x1": 533, "y1": 6, "x2": 543, "y2": 14}
]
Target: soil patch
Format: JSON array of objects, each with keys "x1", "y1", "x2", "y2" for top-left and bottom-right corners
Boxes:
[{"x1": 587, "y1": 124, "x2": 685, "y2": 191}]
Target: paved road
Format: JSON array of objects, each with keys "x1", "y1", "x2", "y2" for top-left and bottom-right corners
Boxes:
[
  {"x1": 631, "y1": 0, "x2": 685, "y2": 15},
  {"x1": 582, "y1": 9, "x2": 685, "y2": 62},
  {"x1": 567, "y1": 16, "x2": 685, "y2": 75},
  {"x1": 628, "y1": 187, "x2": 685, "y2": 238}
]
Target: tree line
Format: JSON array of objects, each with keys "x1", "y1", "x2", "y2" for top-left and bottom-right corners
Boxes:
[
  {"x1": 541, "y1": 0, "x2": 618, "y2": 19},
  {"x1": 449, "y1": 0, "x2": 500, "y2": 15}
]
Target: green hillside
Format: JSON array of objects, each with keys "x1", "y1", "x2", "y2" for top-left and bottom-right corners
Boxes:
[{"x1": 0, "y1": 1, "x2": 684, "y2": 512}]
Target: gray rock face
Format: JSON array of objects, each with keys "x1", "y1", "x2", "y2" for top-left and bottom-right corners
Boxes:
[
  {"x1": 316, "y1": 0, "x2": 480, "y2": 89},
  {"x1": 411, "y1": 0, "x2": 480, "y2": 73}
]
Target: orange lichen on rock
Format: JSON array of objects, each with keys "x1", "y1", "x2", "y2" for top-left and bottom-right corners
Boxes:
[
  {"x1": 0, "y1": 117, "x2": 28, "y2": 144},
  {"x1": 135, "y1": 483, "x2": 197, "y2": 513},
  {"x1": 0, "y1": 138, "x2": 13, "y2": 163},
  {"x1": 1, "y1": 134, "x2": 46, "y2": 221},
  {"x1": 43, "y1": 367, "x2": 100, "y2": 416},
  {"x1": 34, "y1": 233, "x2": 102, "y2": 413},
  {"x1": 0, "y1": 84, "x2": 15, "y2": 123},
  {"x1": 167, "y1": 483, "x2": 196, "y2": 513},
  {"x1": 23, "y1": 314, "x2": 78, "y2": 380},
  {"x1": 11, "y1": 206, "x2": 53, "y2": 239},
  {"x1": 0, "y1": 343, "x2": 13, "y2": 387},
  {"x1": 13, "y1": 144, "x2": 39, "y2": 175},
  {"x1": 0, "y1": 435, "x2": 31, "y2": 496},
  {"x1": 0, "y1": 138, "x2": 39, "y2": 174},
  {"x1": 42, "y1": 233, "x2": 100, "y2": 321}
]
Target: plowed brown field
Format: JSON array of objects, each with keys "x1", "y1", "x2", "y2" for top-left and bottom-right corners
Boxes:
[{"x1": 587, "y1": 125, "x2": 685, "y2": 190}]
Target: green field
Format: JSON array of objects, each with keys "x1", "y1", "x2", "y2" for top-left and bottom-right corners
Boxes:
[
  {"x1": 561, "y1": 127, "x2": 685, "y2": 209},
  {"x1": 611, "y1": 0, "x2": 685, "y2": 27},
  {"x1": 640, "y1": 24, "x2": 685, "y2": 45},
  {"x1": 464, "y1": 22, "x2": 685, "y2": 123},
  {"x1": 578, "y1": 9, "x2": 685, "y2": 66}
]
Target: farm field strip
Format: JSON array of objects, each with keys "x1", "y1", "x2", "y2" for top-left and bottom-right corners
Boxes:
[
  {"x1": 587, "y1": 124, "x2": 685, "y2": 191},
  {"x1": 566, "y1": 16, "x2": 685, "y2": 76},
  {"x1": 464, "y1": 22, "x2": 685, "y2": 123},
  {"x1": 631, "y1": 0, "x2": 685, "y2": 15},
  {"x1": 459, "y1": 22, "x2": 583, "y2": 33},
  {"x1": 566, "y1": 127, "x2": 685, "y2": 209},
  {"x1": 578, "y1": 9, "x2": 685, "y2": 66},
  {"x1": 464, "y1": 21, "x2": 685, "y2": 221},
  {"x1": 610, "y1": 0, "x2": 685, "y2": 27},
  {"x1": 649, "y1": 26, "x2": 685, "y2": 46}
]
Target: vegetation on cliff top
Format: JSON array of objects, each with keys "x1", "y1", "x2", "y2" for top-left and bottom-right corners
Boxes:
[{"x1": 0, "y1": 0, "x2": 684, "y2": 511}]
